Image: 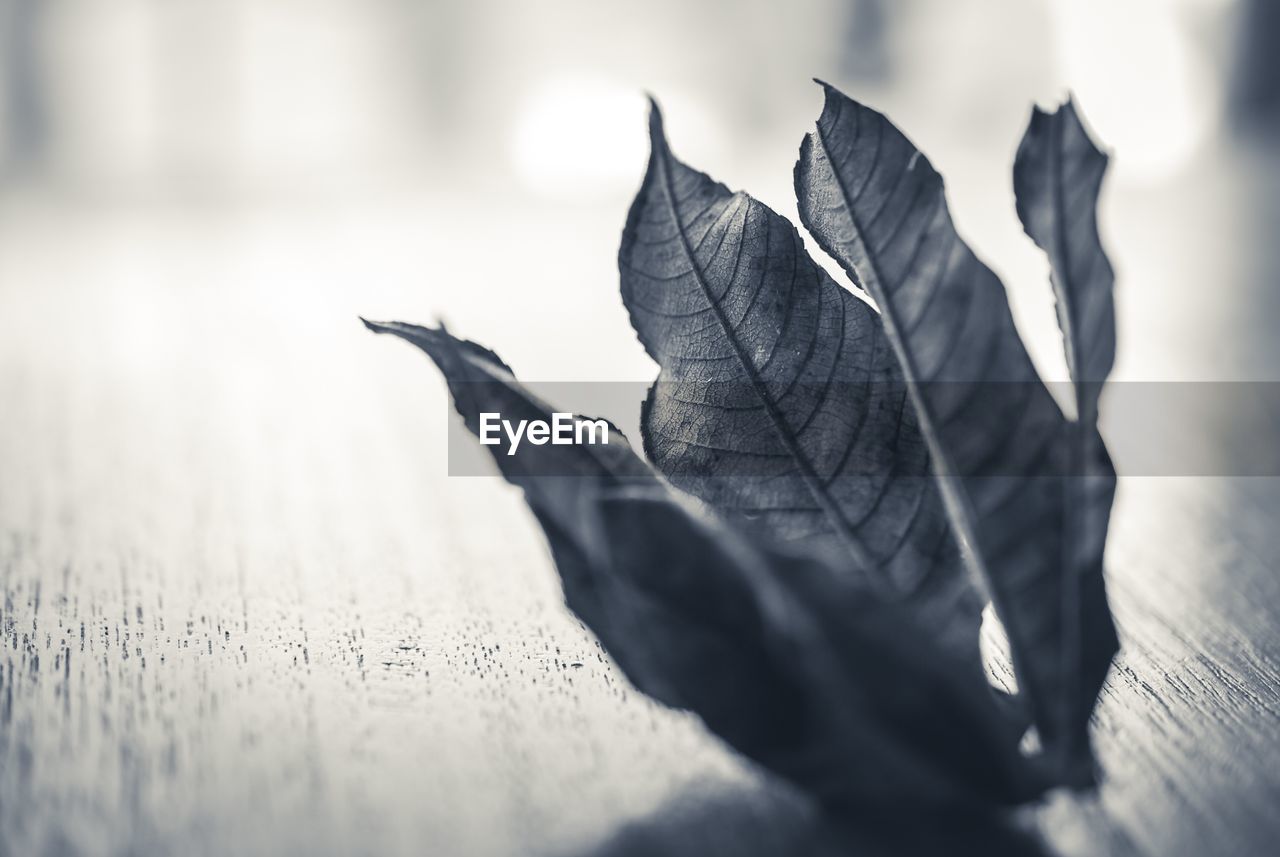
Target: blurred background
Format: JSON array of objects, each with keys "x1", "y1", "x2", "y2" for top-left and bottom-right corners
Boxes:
[
  {"x1": 1, "y1": 0, "x2": 1277, "y2": 383},
  {"x1": 2, "y1": 2, "x2": 1279, "y2": 856}
]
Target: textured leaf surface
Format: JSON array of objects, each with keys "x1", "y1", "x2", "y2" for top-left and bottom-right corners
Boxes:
[
  {"x1": 619, "y1": 101, "x2": 970, "y2": 627},
  {"x1": 363, "y1": 319, "x2": 1046, "y2": 808},
  {"x1": 795, "y1": 83, "x2": 1117, "y2": 784}
]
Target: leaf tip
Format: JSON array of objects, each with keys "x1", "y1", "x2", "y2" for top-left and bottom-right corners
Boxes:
[
  {"x1": 811, "y1": 79, "x2": 858, "y2": 129},
  {"x1": 811, "y1": 77, "x2": 839, "y2": 104},
  {"x1": 1064, "y1": 95, "x2": 1110, "y2": 159},
  {"x1": 359, "y1": 318, "x2": 441, "y2": 352},
  {"x1": 645, "y1": 94, "x2": 667, "y2": 152},
  {"x1": 362, "y1": 316, "x2": 452, "y2": 341}
]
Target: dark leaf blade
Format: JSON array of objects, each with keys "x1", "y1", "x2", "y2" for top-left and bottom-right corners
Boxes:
[
  {"x1": 795, "y1": 82, "x2": 1118, "y2": 784},
  {"x1": 1013, "y1": 98, "x2": 1117, "y2": 425},
  {"x1": 596, "y1": 492, "x2": 1050, "y2": 809},
  {"x1": 364, "y1": 319, "x2": 1046, "y2": 808},
  {"x1": 619, "y1": 99, "x2": 968, "y2": 620},
  {"x1": 1013, "y1": 98, "x2": 1121, "y2": 771}
]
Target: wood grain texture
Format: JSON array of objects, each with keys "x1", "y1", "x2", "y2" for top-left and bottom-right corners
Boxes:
[{"x1": 2, "y1": 140, "x2": 1279, "y2": 857}]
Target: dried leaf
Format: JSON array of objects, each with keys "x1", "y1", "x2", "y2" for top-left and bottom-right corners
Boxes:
[
  {"x1": 1013, "y1": 98, "x2": 1121, "y2": 772},
  {"x1": 619, "y1": 100, "x2": 975, "y2": 646},
  {"x1": 1013, "y1": 98, "x2": 1117, "y2": 425},
  {"x1": 363, "y1": 318, "x2": 1047, "y2": 808},
  {"x1": 795, "y1": 82, "x2": 1118, "y2": 784}
]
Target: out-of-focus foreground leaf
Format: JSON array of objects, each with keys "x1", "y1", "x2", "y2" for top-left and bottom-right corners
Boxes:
[
  {"x1": 795, "y1": 82, "x2": 1118, "y2": 785},
  {"x1": 362, "y1": 318, "x2": 1047, "y2": 807},
  {"x1": 618, "y1": 100, "x2": 978, "y2": 654}
]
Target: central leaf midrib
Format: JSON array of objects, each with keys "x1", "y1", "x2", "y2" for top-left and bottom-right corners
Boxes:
[
  {"x1": 1048, "y1": 108, "x2": 1093, "y2": 771},
  {"x1": 654, "y1": 143, "x2": 876, "y2": 574}
]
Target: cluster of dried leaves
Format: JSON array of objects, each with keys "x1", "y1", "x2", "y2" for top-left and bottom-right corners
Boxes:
[{"x1": 365, "y1": 81, "x2": 1119, "y2": 812}]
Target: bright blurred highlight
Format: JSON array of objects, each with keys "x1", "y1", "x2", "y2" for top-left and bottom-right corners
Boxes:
[
  {"x1": 510, "y1": 77, "x2": 650, "y2": 200},
  {"x1": 1050, "y1": 0, "x2": 1221, "y2": 183}
]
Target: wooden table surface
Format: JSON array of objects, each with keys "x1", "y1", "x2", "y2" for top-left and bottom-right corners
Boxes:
[{"x1": 2, "y1": 130, "x2": 1278, "y2": 857}]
